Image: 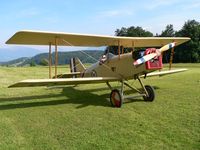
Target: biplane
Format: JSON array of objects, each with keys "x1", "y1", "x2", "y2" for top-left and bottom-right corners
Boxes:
[{"x1": 6, "y1": 30, "x2": 190, "y2": 107}]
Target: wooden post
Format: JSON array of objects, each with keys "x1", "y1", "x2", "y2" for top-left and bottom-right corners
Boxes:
[
  {"x1": 55, "y1": 38, "x2": 58, "y2": 78},
  {"x1": 49, "y1": 43, "x2": 52, "y2": 79},
  {"x1": 118, "y1": 40, "x2": 120, "y2": 60}
]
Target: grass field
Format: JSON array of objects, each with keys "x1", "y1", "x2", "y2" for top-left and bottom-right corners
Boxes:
[{"x1": 0, "y1": 64, "x2": 199, "y2": 149}]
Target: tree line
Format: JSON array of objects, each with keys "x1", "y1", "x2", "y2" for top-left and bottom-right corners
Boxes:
[{"x1": 114, "y1": 20, "x2": 200, "y2": 63}]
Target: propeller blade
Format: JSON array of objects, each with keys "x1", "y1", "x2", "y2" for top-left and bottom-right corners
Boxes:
[
  {"x1": 133, "y1": 42, "x2": 176, "y2": 66},
  {"x1": 159, "y1": 42, "x2": 176, "y2": 53},
  {"x1": 133, "y1": 53, "x2": 157, "y2": 66}
]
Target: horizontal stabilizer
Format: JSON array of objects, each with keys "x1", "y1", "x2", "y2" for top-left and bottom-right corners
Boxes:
[{"x1": 8, "y1": 77, "x2": 119, "y2": 88}]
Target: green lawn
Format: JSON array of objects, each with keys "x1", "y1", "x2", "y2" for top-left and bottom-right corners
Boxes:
[{"x1": 0, "y1": 64, "x2": 199, "y2": 149}]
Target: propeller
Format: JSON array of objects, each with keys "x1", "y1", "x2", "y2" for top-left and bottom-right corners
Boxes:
[{"x1": 133, "y1": 42, "x2": 176, "y2": 66}]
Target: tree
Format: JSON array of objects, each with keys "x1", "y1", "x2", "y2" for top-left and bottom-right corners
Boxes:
[
  {"x1": 107, "y1": 26, "x2": 154, "y2": 55},
  {"x1": 115, "y1": 27, "x2": 127, "y2": 36},
  {"x1": 160, "y1": 24, "x2": 176, "y2": 63},
  {"x1": 39, "y1": 58, "x2": 49, "y2": 66},
  {"x1": 115, "y1": 26, "x2": 153, "y2": 37},
  {"x1": 175, "y1": 20, "x2": 200, "y2": 63},
  {"x1": 30, "y1": 60, "x2": 36, "y2": 67},
  {"x1": 160, "y1": 24, "x2": 175, "y2": 37}
]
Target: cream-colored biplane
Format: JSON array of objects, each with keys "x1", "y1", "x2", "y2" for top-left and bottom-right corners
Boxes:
[{"x1": 6, "y1": 30, "x2": 190, "y2": 107}]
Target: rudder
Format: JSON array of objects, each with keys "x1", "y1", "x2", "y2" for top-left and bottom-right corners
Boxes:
[{"x1": 70, "y1": 57, "x2": 86, "y2": 73}]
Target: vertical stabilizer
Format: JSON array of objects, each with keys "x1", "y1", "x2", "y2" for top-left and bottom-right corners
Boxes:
[{"x1": 70, "y1": 58, "x2": 86, "y2": 73}]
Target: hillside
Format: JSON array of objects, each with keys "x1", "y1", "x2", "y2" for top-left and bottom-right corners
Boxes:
[
  {"x1": 0, "y1": 57, "x2": 30, "y2": 67},
  {"x1": 0, "y1": 50, "x2": 103, "y2": 66},
  {"x1": 0, "y1": 47, "x2": 41, "y2": 62},
  {"x1": 31, "y1": 50, "x2": 103, "y2": 65}
]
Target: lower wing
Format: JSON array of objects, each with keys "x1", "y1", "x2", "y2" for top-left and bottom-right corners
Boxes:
[
  {"x1": 9, "y1": 69, "x2": 187, "y2": 88},
  {"x1": 8, "y1": 77, "x2": 119, "y2": 88}
]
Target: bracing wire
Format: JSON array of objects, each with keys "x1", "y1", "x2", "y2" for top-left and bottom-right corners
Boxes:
[{"x1": 61, "y1": 38, "x2": 125, "y2": 78}]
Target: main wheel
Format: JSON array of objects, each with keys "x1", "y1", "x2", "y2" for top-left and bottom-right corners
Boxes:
[
  {"x1": 143, "y1": 85, "x2": 155, "y2": 102},
  {"x1": 110, "y1": 89, "x2": 122, "y2": 108}
]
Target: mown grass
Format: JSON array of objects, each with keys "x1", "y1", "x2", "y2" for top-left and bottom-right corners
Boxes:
[{"x1": 0, "y1": 64, "x2": 199, "y2": 149}]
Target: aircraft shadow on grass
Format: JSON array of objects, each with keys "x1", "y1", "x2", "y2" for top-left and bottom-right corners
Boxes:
[{"x1": 0, "y1": 86, "x2": 159, "y2": 110}]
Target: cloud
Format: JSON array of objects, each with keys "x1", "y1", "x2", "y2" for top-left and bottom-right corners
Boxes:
[{"x1": 144, "y1": 0, "x2": 179, "y2": 10}]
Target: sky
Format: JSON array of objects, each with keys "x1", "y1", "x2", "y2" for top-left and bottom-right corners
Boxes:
[{"x1": 0, "y1": 0, "x2": 199, "y2": 60}]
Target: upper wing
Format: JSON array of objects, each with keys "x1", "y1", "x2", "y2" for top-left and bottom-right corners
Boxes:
[
  {"x1": 8, "y1": 77, "x2": 119, "y2": 88},
  {"x1": 6, "y1": 30, "x2": 190, "y2": 47},
  {"x1": 140, "y1": 69, "x2": 188, "y2": 78}
]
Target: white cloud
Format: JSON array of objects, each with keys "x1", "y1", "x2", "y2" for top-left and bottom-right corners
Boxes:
[{"x1": 144, "y1": 0, "x2": 180, "y2": 10}]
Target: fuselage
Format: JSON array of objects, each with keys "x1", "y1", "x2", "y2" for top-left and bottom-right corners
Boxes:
[{"x1": 83, "y1": 52, "x2": 160, "y2": 79}]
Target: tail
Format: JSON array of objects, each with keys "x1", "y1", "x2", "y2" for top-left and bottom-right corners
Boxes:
[{"x1": 70, "y1": 57, "x2": 86, "y2": 73}]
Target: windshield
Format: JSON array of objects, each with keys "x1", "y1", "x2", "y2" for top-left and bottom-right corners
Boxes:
[
  {"x1": 104, "y1": 46, "x2": 133, "y2": 55},
  {"x1": 107, "y1": 52, "x2": 115, "y2": 58}
]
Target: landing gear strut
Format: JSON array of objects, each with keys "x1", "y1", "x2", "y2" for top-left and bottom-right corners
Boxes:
[{"x1": 107, "y1": 76, "x2": 155, "y2": 108}]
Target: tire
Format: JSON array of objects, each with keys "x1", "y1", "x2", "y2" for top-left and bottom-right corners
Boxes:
[
  {"x1": 110, "y1": 89, "x2": 122, "y2": 108},
  {"x1": 143, "y1": 85, "x2": 155, "y2": 102}
]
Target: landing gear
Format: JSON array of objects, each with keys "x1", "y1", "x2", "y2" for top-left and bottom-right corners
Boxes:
[
  {"x1": 107, "y1": 76, "x2": 156, "y2": 108},
  {"x1": 110, "y1": 89, "x2": 122, "y2": 108},
  {"x1": 143, "y1": 85, "x2": 155, "y2": 102}
]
